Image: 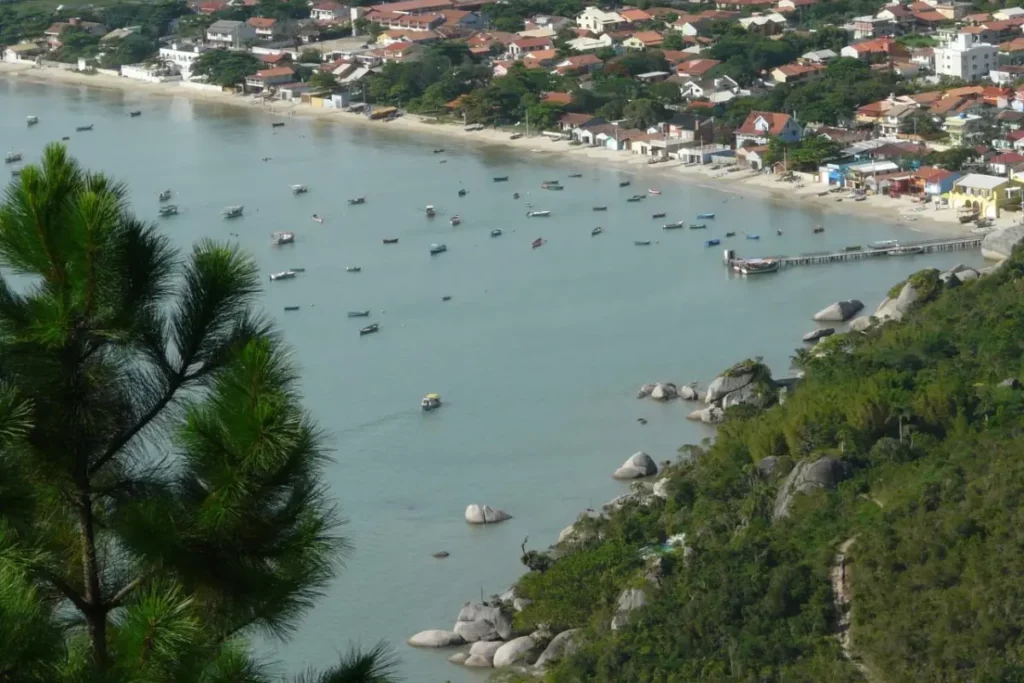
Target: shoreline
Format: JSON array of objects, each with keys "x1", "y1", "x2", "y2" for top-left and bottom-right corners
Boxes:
[{"x1": 1, "y1": 62, "x2": 1002, "y2": 237}]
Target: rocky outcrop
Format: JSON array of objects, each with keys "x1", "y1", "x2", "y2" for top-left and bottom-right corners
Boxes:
[
  {"x1": 756, "y1": 456, "x2": 780, "y2": 478},
  {"x1": 876, "y1": 282, "x2": 918, "y2": 322},
  {"x1": 686, "y1": 406, "x2": 724, "y2": 424},
  {"x1": 613, "y1": 451, "x2": 658, "y2": 479},
  {"x1": 981, "y1": 224, "x2": 1024, "y2": 261},
  {"x1": 462, "y1": 640, "x2": 503, "y2": 667},
  {"x1": 535, "y1": 629, "x2": 581, "y2": 669},
  {"x1": 610, "y1": 587, "x2": 648, "y2": 631},
  {"x1": 773, "y1": 456, "x2": 846, "y2": 520},
  {"x1": 802, "y1": 327, "x2": 835, "y2": 342},
  {"x1": 408, "y1": 629, "x2": 465, "y2": 648},
  {"x1": 1000, "y1": 377, "x2": 1022, "y2": 389},
  {"x1": 492, "y1": 636, "x2": 537, "y2": 668},
  {"x1": 678, "y1": 385, "x2": 700, "y2": 401},
  {"x1": 465, "y1": 504, "x2": 511, "y2": 525},
  {"x1": 453, "y1": 602, "x2": 512, "y2": 642},
  {"x1": 557, "y1": 510, "x2": 603, "y2": 545},
  {"x1": 848, "y1": 316, "x2": 873, "y2": 332},
  {"x1": 448, "y1": 652, "x2": 469, "y2": 665},
  {"x1": 650, "y1": 382, "x2": 678, "y2": 401},
  {"x1": 636, "y1": 383, "x2": 655, "y2": 398},
  {"x1": 604, "y1": 483, "x2": 655, "y2": 512},
  {"x1": 705, "y1": 372, "x2": 755, "y2": 405},
  {"x1": 652, "y1": 477, "x2": 670, "y2": 499},
  {"x1": 813, "y1": 300, "x2": 863, "y2": 322}
]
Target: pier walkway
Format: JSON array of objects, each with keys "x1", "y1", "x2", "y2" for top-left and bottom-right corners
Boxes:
[{"x1": 726, "y1": 236, "x2": 982, "y2": 270}]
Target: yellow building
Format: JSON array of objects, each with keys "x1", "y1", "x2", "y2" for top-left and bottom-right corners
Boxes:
[{"x1": 947, "y1": 173, "x2": 1023, "y2": 219}]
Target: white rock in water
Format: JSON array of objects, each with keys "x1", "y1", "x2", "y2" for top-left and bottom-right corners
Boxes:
[
  {"x1": 448, "y1": 652, "x2": 469, "y2": 665},
  {"x1": 469, "y1": 640, "x2": 504, "y2": 664},
  {"x1": 813, "y1": 300, "x2": 863, "y2": 322},
  {"x1": 636, "y1": 383, "x2": 655, "y2": 398},
  {"x1": 802, "y1": 327, "x2": 835, "y2": 342},
  {"x1": 408, "y1": 629, "x2": 465, "y2": 648},
  {"x1": 464, "y1": 654, "x2": 492, "y2": 667},
  {"x1": 465, "y1": 504, "x2": 512, "y2": 524},
  {"x1": 453, "y1": 602, "x2": 512, "y2": 642},
  {"x1": 492, "y1": 636, "x2": 536, "y2": 668},
  {"x1": 613, "y1": 451, "x2": 658, "y2": 479},
  {"x1": 678, "y1": 385, "x2": 699, "y2": 401},
  {"x1": 981, "y1": 224, "x2": 1024, "y2": 261},
  {"x1": 705, "y1": 372, "x2": 754, "y2": 404},
  {"x1": 687, "y1": 407, "x2": 724, "y2": 424},
  {"x1": 650, "y1": 382, "x2": 678, "y2": 401}
]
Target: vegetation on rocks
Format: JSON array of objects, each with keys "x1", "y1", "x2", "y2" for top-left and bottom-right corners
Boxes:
[{"x1": 517, "y1": 249, "x2": 1024, "y2": 681}]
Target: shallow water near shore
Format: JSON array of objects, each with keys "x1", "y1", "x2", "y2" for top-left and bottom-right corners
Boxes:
[{"x1": 0, "y1": 78, "x2": 987, "y2": 681}]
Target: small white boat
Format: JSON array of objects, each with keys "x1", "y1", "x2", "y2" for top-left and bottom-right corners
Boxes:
[
  {"x1": 737, "y1": 258, "x2": 779, "y2": 275},
  {"x1": 421, "y1": 393, "x2": 442, "y2": 411},
  {"x1": 271, "y1": 231, "x2": 295, "y2": 245},
  {"x1": 292, "y1": 184, "x2": 308, "y2": 195},
  {"x1": 527, "y1": 210, "x2": 551, "y2": 217},
  {"x1": 696, "y1": 212, "x2": 715, "y2": 219},
  {"x1": 269, "y1": 270, "x2": 297, "y2": 281},
  {"x1": 869, "y1": 239, "x2": 899, "y2": 250},
  {"x1": 158, "y1": 205, "x2": 178, "y2": 217},
  {"x1": 26, "y1": 116, "x2": 38, "y2": 126},
  {"x1": 223, "y1": 206, "x2": 244, "y2": 219},
  {"x1": 4, "y1": 152, "x2": 22, "y2": 164},
  {"x1": 888, "y1": 246, "x2": 923, "y2": 256},
  {"x1": 158, "y1": 190, "x2": 172, "y2": 202},
  {"x1": 430, "y1": 243, "x2": 447, "y2": 255},
  {"x1": 426, "y1": 205, "x2": 436, "y2": 217},
  {"x1": 491, "y1": 229, "x2": 503, "y2": 237},
  {"x1": 649, "y1": 188, "x2": 661, "y2": 195},
  {"x1": 346, "y1": 266, "x2": 362, "y2": 272},
  {"x1": 450, "y1": 215, "x2": 461, "y2": 226}
]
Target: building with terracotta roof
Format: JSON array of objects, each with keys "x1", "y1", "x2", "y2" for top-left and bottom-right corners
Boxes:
[
  {"x1": 245, "y1": 66, "x2": 295, "y2": 90},
  {"x1": 619, "y1": 8, "x2": 653, "y2": 23},
  {"x1": 553, "y1": 53, "x2": 604, "y2": 75},
  {"x1": 735, "y1": 110, "x2": 802, "y2": 146},
  {"x1": 770, "y1": 62, "x2": 824, "y2": 84},
  {"x1": 715, "y1": 0, "x2": 773, "y2": 9},
  {"x1": 541, "y1": 91, "x2": 573, "y2": 106},
  {"x1": 508, "y1": 36, "x2": 554, "y2": 57},
  {"x1": 676, "y1": 58, "x2": 720, "y2": 78},
  {"x1": 840, "y1": 37, "x2": 909, "y2": 61},
  {"x1": 911, "y1": 166, "x2": 960, "y2": 196},
  {"x1": 370, "y1": 0, "x2": 452, "y2": 14},
  {"x1": 623, "y1": 31, "x2": 664, "y2": 49}
]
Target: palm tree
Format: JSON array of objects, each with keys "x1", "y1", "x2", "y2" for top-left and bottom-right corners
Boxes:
[{"x1": 0, "y1": 144, "x2": 398, "y2": 682}]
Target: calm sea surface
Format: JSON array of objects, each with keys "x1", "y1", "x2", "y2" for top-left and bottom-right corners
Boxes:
[{"x1": 0, "y1": 78, "x2": 986, "y2": 681}]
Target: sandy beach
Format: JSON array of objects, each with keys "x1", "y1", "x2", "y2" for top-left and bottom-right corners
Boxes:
[{"x1": 1, "y1": 61, "x2": 1007, "y2": 237}]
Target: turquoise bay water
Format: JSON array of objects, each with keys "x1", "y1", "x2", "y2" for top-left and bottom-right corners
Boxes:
[{"x1": 0, "y1": 79, "x2": 986, "y2": 682}]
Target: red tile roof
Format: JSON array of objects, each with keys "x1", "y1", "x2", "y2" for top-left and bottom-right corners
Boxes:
[
  {"x1": 677, "y1": 58, "x2": 720, "y2": 76},
  {"x1": 541, "y1": 91, "x2": 573, "y2": 105},
  {"x1": 629, "y1": 30, "x2": 664, "y2": 45},
  {"x1": 775, "y1": 62, "x2": 824, "y2": 77},
  {"x1": 255, "y1": 66, "x2": 295, "y2": 78},
  {"x1": 247, "y1": 17, "x2": 278, "y2": 28},
  {"x1": 511, "y1": 36, "x2": 553, "y2": 49},
  {"x1": 619, "y1": 8, "x2": 653, "y2": 21},
  {"x1": 371, "y1": 0, "x2": 452, "y2": 12},
  {"x1": 912, "y1": 10, "x2": 946, "y2": 22},
  {"x1": 913, "y1": 166, "x2": 954, "y2": 182},
  {"x1": 736, "y1": 110, "x2": 793, "y2": 136},
  {"x1": 990, "y1": 152, "x2": 1024, "y2": 164}
]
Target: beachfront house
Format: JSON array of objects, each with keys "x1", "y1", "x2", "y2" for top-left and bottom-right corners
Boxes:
[
  {"x1": 2, "y1": 42, "x2": 43, "y2": 62},
  {"x1": 947, "y1": 173, "x2": 1022, "y2": 218},
  {"x1": 206, "y1": 19, "x2": 256, "y2": 47},
  {"x1": 911, "y1": 166, "x2": 960, "y2": 197},
  {"x1": 159, "y1": 42, "x2": 211, "y2": 79},
  {"x1": 245, "y1": 66, "x2": 295, "y2": 91},
  {"x1": 247, "y1": 17, "x2": 292, "y2": 41},
  {"x1": 735, "y1": 110, "x2": 802, "y2": 147}
]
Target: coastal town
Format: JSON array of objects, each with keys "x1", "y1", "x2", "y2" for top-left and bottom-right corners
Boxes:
[{"x1": 7, "y1": 0, "x2": 1024, "y2": 227}]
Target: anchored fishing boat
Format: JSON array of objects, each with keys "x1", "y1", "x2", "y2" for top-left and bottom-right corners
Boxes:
[
  {"x1": 491, "y1": 229, "x2": 503, "y2": 237},
  {"x1": 158, "y1": 189, "x2": 172, "y2": 201},
  {"x1": 76, "y1": 125, "x2": 93, "y2": 132},
  {"x1": 696, "y1": 212, "x2": 715, "y2": 219},
  {"x1": 271, "y1": 231, "x2": 295, "y2": 245},
  {"x1": 568, "y1": 173, "x2": 582, "y2": 178},
  {"x1": 347, "y1": 310, "x2": 370, "y2": 318},
  {"x1": 223, "y1": 206, "x2": 244, "y2": 219},
  {"x1": 4, "y1": 152, "x2": 22, "y2": 164},
  {"x1": 527, "y1": 210, "x2": 551, "y2": 217},
  {"x1": 348, "y1": 196, "x2": 365, "y2": 205},
  {"x1": 450, "y1": 215, "x2": 461, "y2": 226},
  {"x1": 725, "y1": 231, "x2": 736, "y2": 237},
  {"x1": 360, "y1": 323, "x2": 379, "y2": 336},
  {"x1": 129, "y1": 111, "x2": 142, "y2": 117},
  {"x1": 532, "y1": 238, "x2": 544, "y2": 249},
  {"x1": 736, "y1": 258, "x2": 779, "y2": 275},
  {"x1": 292, "y1": 184, "x2": 308, "y2": 195},
  {"x1": 269, "y1": 270, "x2": 297, "y2": 281},
  {"x1": 26, "y1": 116, "x2": 38, "y2": 126},
  {"x1": 346, "y1": 266, "x2": 362, "y2": 272},
  {"x1": 158, "y1": 205, "x2": 178, "y2": 217},
  {"x1": 272, "y1": 122, "x2": 285, "y2": 128},
  {"x1": 663, "y1": 222, "x2": 684, "y2": 230},
  {"x1": 689, "y1": 224, "x2": 707, "y2": 230},
  {"x1": 430, "y1": 243, "x2": 447, "y2": 255},
  {"x1": 652, "y1": 212, "x2": 666, "y2": 219},
  {"x1": 493, "y1": 176, "x2": 509, "y2": 182},
  {"x1": 312, "y1": 214, "x2": 323, "y2": 223},
  {"x1": 383, "y1": 238, "x2": 399, "y2": 244},
  {"x1": 634, "y1": 240, "x2": 652, "y2": 246},
  {"x1": 591, "y1": 227, "x2": 603, "y2": 236},
  {"x1": 705, "y1": 239, "x2": 720, "y2": 247},
  {"x1": 619, "y1": 180, "x2": 631, "y2": 187},
  {"x1": 426, "y1": 205, "x2": 436, "y2": 217},
  {"x1": 421, "y1": 393, "x2": 442, "y2": 411},
  {"x1": 593, "y1": 206, "x2": 607, "y2": 211},
  {"x1": 649, "y1": 189, "x2": 661, "y2": 195},
  {"x1": 458, "y1": 189, "x2": 467, "y2": 197}
]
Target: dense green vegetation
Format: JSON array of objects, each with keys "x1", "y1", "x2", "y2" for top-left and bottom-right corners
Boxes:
[
  {"x1": 192, "y1": 49, "x2": 262, "y2": 86},
  {"x1": 0, "y1": 147, "x2": 398, "y2": 682},
  {"x1": 512, "y1": 253, "x2": 1024, "y2": 681}
]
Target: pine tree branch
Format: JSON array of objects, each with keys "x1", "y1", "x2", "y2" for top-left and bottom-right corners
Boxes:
[
  {"x1": 86, "y1": 374, "x2": 183, "y2": 478},
  {"x1": 107, "y1": 571, "x2": 153, "y2": 609},
  {"x1": 38, "y1": 569, "x2": 90, "y2": 614}
]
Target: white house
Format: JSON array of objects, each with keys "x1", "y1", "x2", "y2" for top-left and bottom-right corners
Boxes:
[
  {"x1": 158, "y1": 42, "x2": 210, "y2": 79},
  {"x1": 575, "y1": 6, "x2": 625, "y2": 32},
  {"x1": 933, "y1": 32, "x2": 997, "y2": 81},
  {"x1": 206, "y1": 19, "x2": 256, "y2": 48},
  {"x1": 567, "y1": 33, "x2": 613, "y2": 52},
  {"x1": 735, "y1": 110, "x2": 802, "y2": 146},
  {"x1": 2, "y1": 42, "x2": 42, "y2": 62},
  {"x1": 310, "y1": 2, "x2": 346, "y2": 22}
]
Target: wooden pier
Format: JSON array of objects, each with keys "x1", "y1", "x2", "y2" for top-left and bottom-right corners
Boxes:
[{"x1": 725, "y1": 236, "x2": 983, "y2": 270}]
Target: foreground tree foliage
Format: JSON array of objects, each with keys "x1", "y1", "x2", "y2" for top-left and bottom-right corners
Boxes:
[
  {"x1": 0, "y1": 145, "x2": 397, "y2": 682},
  {"x1": 519, "y1": 255, "x2": 1024, "y2": 682}
]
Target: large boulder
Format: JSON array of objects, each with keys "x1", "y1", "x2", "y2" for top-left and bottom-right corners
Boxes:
[
  {"x1": 610, "y1": 587, "x2": 647, "y2": 631},
  {"x1": 453, "y1": 602, "x2": 512, "y2": 642},
  {"x1": 534, "y1": 629, "x2": 581, "y2": 669},
  {"x1": 408, "y1": 629, "x2": 465, "y2": 648},
  {"x1": 773, "y1": 456, "x2": 846, "y2": 520},
  {"x1": 636, "y1": 383, "x2": 655, "y2": 399},
  {"x1": 650, "y1": 382, "x2": 678, "y2": 401},
  {"x1": 802, "y1": 327, "x2": 835, "y2": 342},
  {"x1": 467, "y1": 640, "x2": 504, "y2": 666},
  {"x1": 981, "y1": 224, "x2": 1024, "y2": 261},
  {"x1": 448, "y1": 652, "x2": 469, "y2": 665},
  {"x1": 756, "y1": 456, "x2": 780, "y2": 478},
  {"x1": 848, "y1": 316, "x2": 873, "y2": 332},
  {"x1": 686, "y1": 406, "x2": 724, "y2": 424},
  {"x1": 604, "y1": 483, "x2": 655, "y2": 512},
  {"x1": 678, "y1": 385, "x2": 700, "y2": 401},
  {"x1": 721, "y1": 382, "x2": 771, "y2": 409},
  {"x1": 613, "y1": 451, "x2": 658, "y2": 479},
  {"x1": 464, "y1": 655, "x2": 492, "y2": 667},
  {"x1": 813, "y1": 299, "x2": 863, "y2": 322},
  {"x1": 705, "y1": 372, "x2": 755, "y2": 405},
  {"x1": 492, "y1": 636, "x2": 537, "y2": 668},
  {"x1": 557, "y1": 510, "x2": 603, "y2": 545},
  {"x1": 465, "y1": 504, "x2": 511, "y2": 525}
]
